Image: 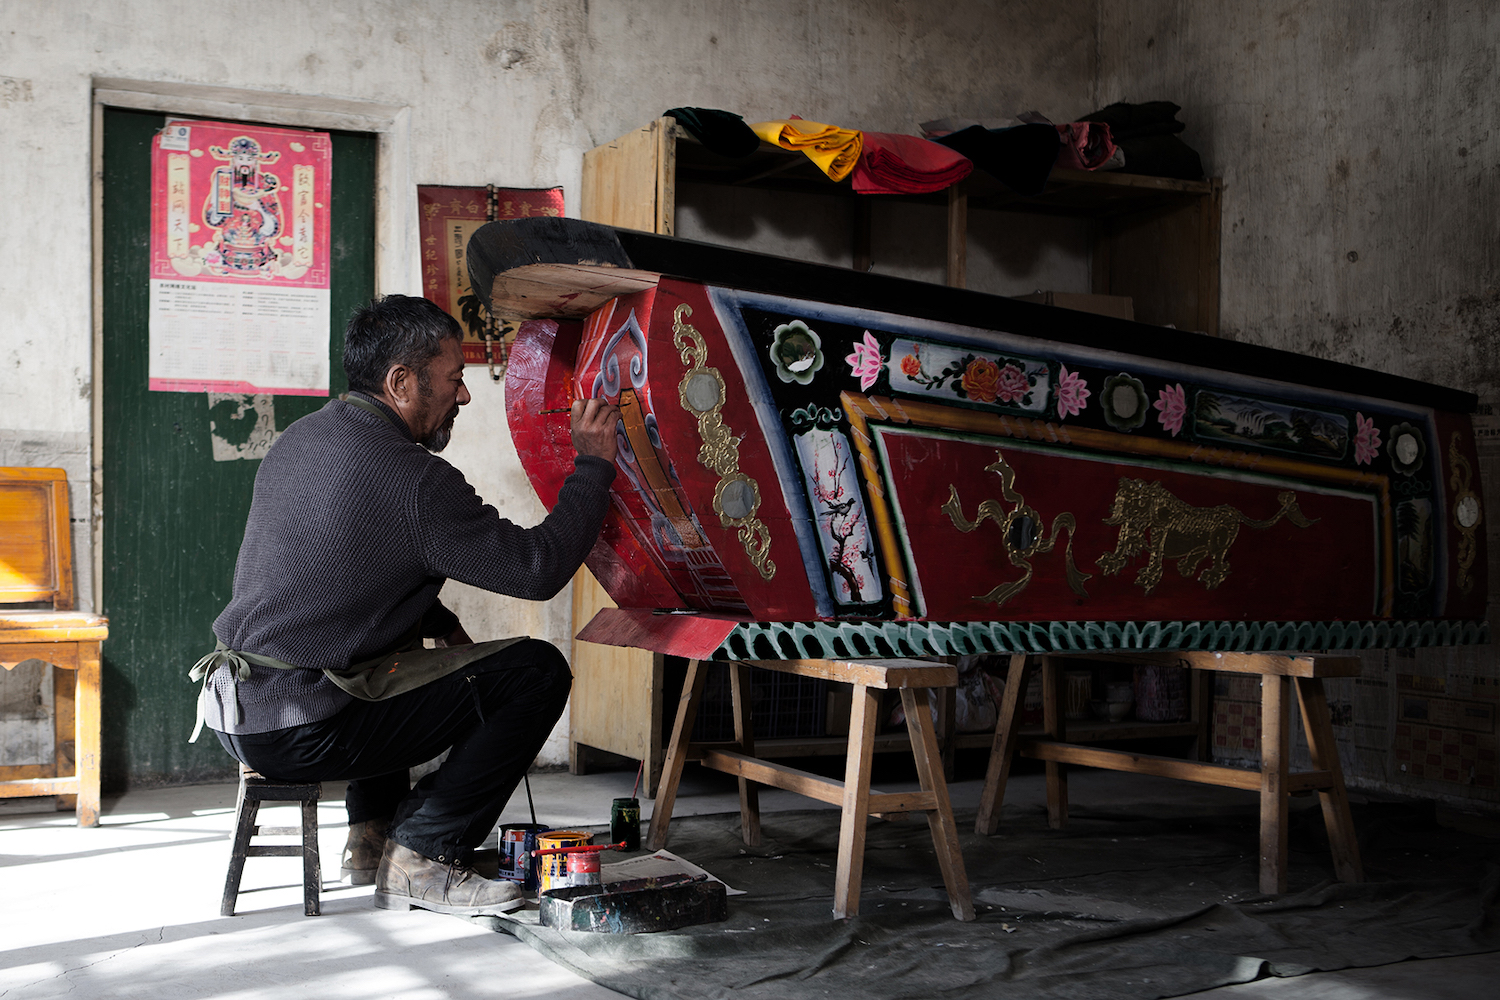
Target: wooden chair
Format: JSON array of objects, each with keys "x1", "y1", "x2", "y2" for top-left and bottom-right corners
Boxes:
[
  {"x1": 977, "y1": 651, "x2": 1364, "y2": 894},
  {"x1": 222, "y1": 765, "x2": 324, "y2": 916},
  {"x1": 647, "y1": 657, "x2": 975, "y2": 921},
  {"x1": 0, "y1": 467, "x2": 107, "y2": 826}
]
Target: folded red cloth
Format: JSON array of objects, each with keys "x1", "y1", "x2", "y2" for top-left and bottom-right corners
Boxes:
[{"x1": 851, "y1": 131, "x2": 973, "y2": 194}]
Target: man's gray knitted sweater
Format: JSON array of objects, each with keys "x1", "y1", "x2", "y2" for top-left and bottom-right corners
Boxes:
[{"x1": 205, "y1": 393, "x2": 615, "y2": 734}]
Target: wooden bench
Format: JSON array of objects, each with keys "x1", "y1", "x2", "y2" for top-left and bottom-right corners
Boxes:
[
  {"x1": 646, "y1": 657, "x2": 975, "y2": 920},
  {"x1": 976, "y1": 651, "x2": 1363, "y2": 894},
  {"x1": 0, "y1": 467, "x2": 107, "y2": 826}
]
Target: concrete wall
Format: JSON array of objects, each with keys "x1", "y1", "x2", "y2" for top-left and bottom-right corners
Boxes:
[
  {"x1": 1097, "y1": 1, "x2": 1500, "y2": 807},
  {"x1": 0, "y1": 0, "x2": 1097, "y2": 776}
]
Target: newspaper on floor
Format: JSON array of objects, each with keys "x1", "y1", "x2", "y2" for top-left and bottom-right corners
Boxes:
[{"x1": 601, "y1": 849, "x2": 745, "y2": 895}]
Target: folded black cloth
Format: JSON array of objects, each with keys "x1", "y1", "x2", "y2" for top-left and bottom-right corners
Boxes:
[
  {"x1": 664, "y1": 107, "x2": 762, "y2": 158},
  {"x1": 1081, "y1": 101, "x2": 1203, "y2": 180},
  {"x1": 932, "y1": 122, "x2": 1059, "y2": 196},
  {"x1": 1081, "y1": 101, "x2": 1187, "y2": 139}
]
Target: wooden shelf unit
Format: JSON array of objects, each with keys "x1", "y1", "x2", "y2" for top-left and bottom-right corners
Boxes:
[{"x1": 569, "y1": 118, "x2": 1224, "y2": 795}]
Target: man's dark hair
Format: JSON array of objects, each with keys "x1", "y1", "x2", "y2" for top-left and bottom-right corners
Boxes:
[{"x1": 343, "y1": 294, "x2": 463, "y2": 395}]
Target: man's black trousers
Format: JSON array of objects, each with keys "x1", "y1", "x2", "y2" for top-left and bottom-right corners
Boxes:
[{"x1": 216, "y1": 638, "x2": 571, "y2": 866}]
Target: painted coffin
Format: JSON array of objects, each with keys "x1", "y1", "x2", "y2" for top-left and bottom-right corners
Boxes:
[{"x1": 481, "y1": 220, "x2": 1487, "y2": 657}]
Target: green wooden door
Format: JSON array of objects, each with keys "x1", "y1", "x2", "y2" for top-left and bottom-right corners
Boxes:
[{"x1": 101, "y1": 107, "x2": 375, "y2": 788}]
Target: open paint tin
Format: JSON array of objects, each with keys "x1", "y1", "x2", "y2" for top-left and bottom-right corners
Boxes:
[{"x1": 536, "y1": 830, "x2": 591, "y2": 892}]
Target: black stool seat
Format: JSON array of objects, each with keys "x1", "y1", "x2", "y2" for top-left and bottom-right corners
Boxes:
[{"x1": 222, "y1": 766, "x2": 323, "y2": 916}]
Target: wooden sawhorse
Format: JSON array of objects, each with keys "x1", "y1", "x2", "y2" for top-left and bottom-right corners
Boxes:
[
  {"x1": 646, "y1": 657, "x2": 975, "y2": 920},
  {"x1": 977, "y1": 651, "x2": 1363, "y2": 894}
]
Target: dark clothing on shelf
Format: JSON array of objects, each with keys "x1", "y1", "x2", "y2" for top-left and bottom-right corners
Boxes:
[
  {"x1": 931, "y1": 122, "x2": 1060, "y2": 196},
  {"x1": 665, "y1": 107, "x2": 763, "y2": 158},
  {"x1": 1082, "y1": 101, "x2": 1205, "y2": 180}
]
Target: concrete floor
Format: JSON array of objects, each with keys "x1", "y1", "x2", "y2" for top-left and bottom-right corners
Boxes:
[{"x1": 2, "y1": 766, "x2": 1497, "y2": 1000}]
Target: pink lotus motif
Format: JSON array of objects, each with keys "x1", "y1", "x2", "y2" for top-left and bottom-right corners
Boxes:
[
  {"x1": 845, "y1": 330, "x2": 884, "y2": 391},
  {"x1": 1056, "y1": 365, "x2": 1091, "y2": 420},
  {"x1": 1153, "y1": 382, "x2": 1187, "y2": 436},
  {"x1": 1354, "y1": 412, "x2": 1382, "y2": 465}
]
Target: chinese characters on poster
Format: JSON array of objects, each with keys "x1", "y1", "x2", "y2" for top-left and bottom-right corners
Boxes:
[
  {"x1": 417, "y1": 185, "x2": 564, "y2": 369},
  {"x1": 148, "y1": 119, "x2": 332, "y2": 395}
]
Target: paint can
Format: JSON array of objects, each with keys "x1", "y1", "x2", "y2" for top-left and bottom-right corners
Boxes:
[
  {"x1": 497, "y1": 823, "x2": 549, "y2": 890},
  {"x1": 536, "y1": 831, "x2": 591, "y2": 892},
  {"x1": 610, "y1": 797, "x2": 641, "y2": 852},
  {"x1": 566, "y1": 849, "x2": 602, "y2": 888}
]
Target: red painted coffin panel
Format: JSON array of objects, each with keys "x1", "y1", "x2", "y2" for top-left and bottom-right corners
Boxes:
[
  {"x1": 506, "y1": 316, "x2": 680, "y2": 610},
  {"x1": 878, "y1": 432, "x2": 1378, "y2": 621}
]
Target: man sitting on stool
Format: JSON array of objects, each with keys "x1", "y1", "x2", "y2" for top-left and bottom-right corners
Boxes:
[{"x1": 191, "y1": 294, "x2": 619, "y2": 915}]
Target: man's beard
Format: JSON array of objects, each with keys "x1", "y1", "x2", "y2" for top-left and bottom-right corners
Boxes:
[{"x1": 422, "y1": 406, "x2": 460, "y2": 452}]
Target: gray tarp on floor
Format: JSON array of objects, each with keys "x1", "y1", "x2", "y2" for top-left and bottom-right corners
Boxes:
[{"x1": 482, "y1": 796, "x2": 1500, "y2": 1000}]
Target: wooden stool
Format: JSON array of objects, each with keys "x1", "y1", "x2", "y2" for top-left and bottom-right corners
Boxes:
[
  {"x1": 976, "y1": 651, "x2": 1364, "y2": 894},
  {"x1": 222, "y1": 767, "x2": 323, "y2": 916},
  {"x1": 647, "y1": 657, "x2": 975, "y2": 921}
]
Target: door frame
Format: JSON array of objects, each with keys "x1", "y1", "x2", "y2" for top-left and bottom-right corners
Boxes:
[{"x1": 89, "y1": 78, "x2": 416, "y2": 608}]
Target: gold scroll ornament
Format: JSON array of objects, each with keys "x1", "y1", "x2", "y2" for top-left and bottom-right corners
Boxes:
[
  {"x1": 1449, "y1": 432, "x2": 1482, "y2": 596},
  {"x1": 1096, "y1": 479, "x2": 1315, "y2": 594},
  {"x1": 941, "y1": 450, "x2": 1090, "y2": 606},
  {"x1": 672, "y1": 304, "x2": 775, "y2": 580}
]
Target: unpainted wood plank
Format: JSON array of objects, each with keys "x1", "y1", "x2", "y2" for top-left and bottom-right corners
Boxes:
[
  {"x1": 834, "y1": 685, "x2": 880, "y2": 919},
  {"x1": 1170, "y1": 651, "x2": 1362, "y2": 678},
  {"x1": 901, "y1": 687, "x2": 975, "y2": 921},
  {"x1": 655, "y1": 117, "x2": 676, "y2": 236},
  {"x1": 745, "y1": 657, "x2": 956, "y2": 690},
  {"x1": 487, "y1": 263, "x2": 661, "y2": 320},
  {"x1": 0, "y1": 641, "x2": 79, "y2": 670},
  {"x1": 976, "y1": 654, "x2": 1029, "y2": 835},
  {"x1": 54, "y1": 660, "x2": 74, "y2": 812},
  {"x1": 569, "y1": 570, "x2": 659, "y2": 792},
  {"x1": 729, "y1": 663, "x2": 762, "y2": 846},
  {"x1": 645, "y1": 659, "x2": 708, "y2": 851},
  {"x1": 1042, "y1": 656, "x2": 1068, "y2": 830},
  {"x1": 1260, "y1": 675, "x2": 1290, "y2": 894},
  {"x1": 1019, "y1": 740, "x2": 1265, "y2": 790},
  {"x1": 73, "y1": 641, "x2": 101, "y2": 826},
  {"x1": 0, "y1": 776, "x2": 78, "y2": 797},
  {"x1": 946, "y1": 183, "x2": 967, "y2": 288},
  {"x1": 0, "y1": 616, "x2": 109, "y2": 643},
  {"x1": 1295, "y1": 677, "x2": 1364, "y2": 884},
  {"x1": 581, "y1": 122, "x2": 663, "y2": 230}
]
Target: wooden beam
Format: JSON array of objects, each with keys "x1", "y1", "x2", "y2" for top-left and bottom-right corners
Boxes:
[
  {"x1": 946, "y1": 183, "x2": 967, "y2": 288},
  {"x1": 1260, "y1": 675, "x2": 1290, "y2": 893},
  {"x1": 745, "y1": 657, "x2": 956, "y2": 691},
  {"x1": 835, "y1": 685, "x2": 880, "y2": 918}
]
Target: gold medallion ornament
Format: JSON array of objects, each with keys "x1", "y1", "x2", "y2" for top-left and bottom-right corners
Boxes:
[
  {"x1": 1096, "y1": 479, "x2": 1315, "y2": 594},
  {"x1": 941, "y1": 450, "x2": 1090, "y2": 607},
  {"x1": 672, "y1": 303, "x2": 776, "y2": 580},
  {"x1": 1449, "y1": 433, "x2": 1482, "y2": 596}
]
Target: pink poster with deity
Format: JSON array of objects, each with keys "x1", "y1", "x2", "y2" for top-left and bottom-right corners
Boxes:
[{"x1": 147, "y1": 119, "x2": 333, "y2": 395}]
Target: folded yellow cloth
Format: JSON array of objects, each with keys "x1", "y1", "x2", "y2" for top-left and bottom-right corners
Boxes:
[{"x1": 750, "y1": 118, "x2": 864, "y2": 182}]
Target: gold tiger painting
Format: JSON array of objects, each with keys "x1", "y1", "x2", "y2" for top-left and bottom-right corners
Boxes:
[{"x1": 1096, "y1": 479, "x2": 1316, "y2": 594}]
